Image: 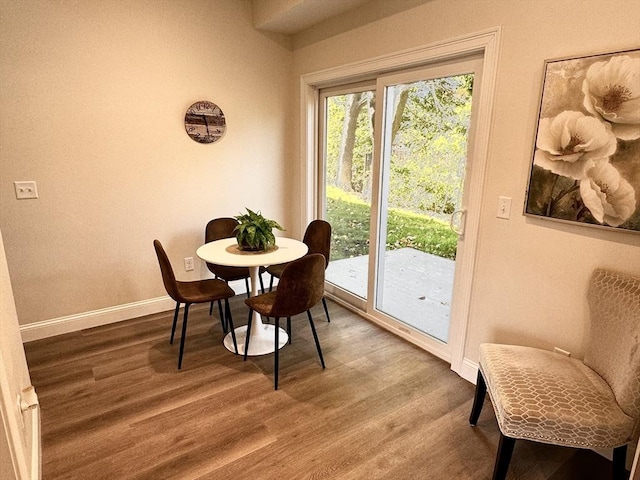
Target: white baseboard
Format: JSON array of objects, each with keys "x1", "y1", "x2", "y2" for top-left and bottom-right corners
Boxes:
[
  {"x1": 19, "y1": 296, "x2": 176, "y2": 342},
  {"x1": 18, "y1": 276, "x2": 258, "y2": 343},
  {"x1": 459, "y1": 357, "x2": 479, "y2": 384}
]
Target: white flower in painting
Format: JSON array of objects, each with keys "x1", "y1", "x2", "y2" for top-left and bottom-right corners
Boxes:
[
  {"x1": 582, "y1": 54, "x2": 640, "y2": 140},
  {"x1": 580, "y1": 161, "x2": 636, "y2": 227},
  {"x1": 534, "y1": 110, "x2": 617, "y2": 179}
]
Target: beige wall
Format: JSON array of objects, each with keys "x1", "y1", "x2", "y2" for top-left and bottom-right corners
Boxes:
[
  {"x1": 1, "y1": 0, "x2": 639, "y2": 367},
  {"x1": 291, "y1": 0, "x2": 640, "y2": 362},
  {"x1": 0, "y1": 0, "x2": 296, "y2": 325}
]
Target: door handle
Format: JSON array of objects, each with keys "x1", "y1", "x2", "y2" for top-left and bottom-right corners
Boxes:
[
  {"x1": 17, "y1": 386, "x2": 41, "y2": 480},
  {"x1": 19, "y1": 386, "x2": 39, "y2": 412},
  {"x1": 450, "y1": 209, "x2": 466, "y2": 237}
]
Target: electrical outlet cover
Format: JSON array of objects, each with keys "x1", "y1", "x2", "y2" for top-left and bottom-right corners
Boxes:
[{"x1": 14, "y1": 181, "x2": 38, "y2": 199}]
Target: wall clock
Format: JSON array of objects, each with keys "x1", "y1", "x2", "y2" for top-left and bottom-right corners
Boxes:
[{"x1": 184, "y1": 100, "x2": 226, "y2": 144}]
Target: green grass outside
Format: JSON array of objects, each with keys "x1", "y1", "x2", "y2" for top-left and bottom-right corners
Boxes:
[{"x1": 326, "y1": 186, "x2": 458, "y2": 261}]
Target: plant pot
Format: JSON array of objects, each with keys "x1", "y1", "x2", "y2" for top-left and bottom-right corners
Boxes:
[{"x1": 237, "y1": 240, "x2": 267, "y2": 252}]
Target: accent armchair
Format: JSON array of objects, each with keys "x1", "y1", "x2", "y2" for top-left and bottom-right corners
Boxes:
[{"x1": 469, "y1": 268, "x2": 640, "y2": 480}]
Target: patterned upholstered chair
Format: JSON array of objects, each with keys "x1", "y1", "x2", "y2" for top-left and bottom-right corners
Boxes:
[{"x1": 469, "y1": 268, "x2": 640, "y2": 480}]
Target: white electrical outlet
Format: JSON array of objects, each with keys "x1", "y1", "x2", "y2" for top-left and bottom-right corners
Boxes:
[
  {"x1": 14, "y1": 181, "x2": 38, "y2": 199},
  {"x1": 184, "y1": 257, "x2": 194, "y2": 271}
]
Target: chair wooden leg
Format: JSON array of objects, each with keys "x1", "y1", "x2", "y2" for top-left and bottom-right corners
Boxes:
[
  {"x1": 307, "y1": 310, "x2": 325, "y2": 369},
  {"x1": 225, "y1": 299, "x2": 238, "y2": 354},
  {"x1": 177, "y1": 303, "x2": 191, "y2": 370},
  {"x1": 492, "y1": 433, "x2": 515, "y2": 480},
  {"x1": 469, "y1": 369, "x2": 487, "y2": 425},
  {"x1": 274, "y1": 317, "x2": 280, "y2": 390},
  {"x1": 322, "y1": 297, "x2": 331, "y2": 322},
  {"x1": 170, "y1": 302, "x2": 180, "y2": 344},
  {"x1": 243, "y1": 308, "x2": 253, "y2": 361},
  {"x1": 613, "y1": 445, "x2": 628, "y2": 480}
]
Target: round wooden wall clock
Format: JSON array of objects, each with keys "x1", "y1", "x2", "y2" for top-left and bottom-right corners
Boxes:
[{"x1": 184, "y1": 101, "x2": 226, "y2": 144}]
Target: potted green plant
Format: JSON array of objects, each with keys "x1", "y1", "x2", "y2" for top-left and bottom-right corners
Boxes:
[{"x1": 234, "y1": 208, "x2": 284, "y2": 251}]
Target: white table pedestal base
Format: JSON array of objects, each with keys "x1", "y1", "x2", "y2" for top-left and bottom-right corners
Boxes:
[
  {"x1": 223, "y1": 323, "x2": 289, "y2": 356},
  {"x1": 196, "y1": 238, "x2": 307, "y2": 357}
]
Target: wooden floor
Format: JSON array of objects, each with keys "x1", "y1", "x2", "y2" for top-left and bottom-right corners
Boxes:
[{"x1": 24, "y1": 296, "x2": 616, "y2": 479}]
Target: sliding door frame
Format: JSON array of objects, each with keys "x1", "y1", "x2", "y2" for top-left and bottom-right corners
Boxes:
[{"x1": 300, "y1": 28, "x2": 501, "y2": 382}]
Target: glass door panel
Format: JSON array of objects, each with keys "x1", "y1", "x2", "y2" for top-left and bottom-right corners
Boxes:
[
  {"x1": 374, "y1": 68, "x2": 475, "y2": 343},
  {"x1": 321, "y1": 88, "x2": 375, "y2": 300}
]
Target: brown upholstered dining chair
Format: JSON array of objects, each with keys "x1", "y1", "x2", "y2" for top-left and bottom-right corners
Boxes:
[
  {"x1": 205, "y1": 217, "x2": 265, "y2": 324},
  {"x1": 153, "y1": 240, "x2": 237, "y2": 369},
  {"x1": 266, "y1": 219, "x2": 332, "y2": 322},
  {"x1": 469, "y1": 268, "x2": 640, "y2": 480},
  {"x1": 244, "y1": 253, "x2": 326, "y2": 390}
]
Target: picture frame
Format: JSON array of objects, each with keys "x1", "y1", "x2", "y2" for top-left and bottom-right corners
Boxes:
[{"x1": 524, "y1": 47, "x2": 640, "y2": 233}]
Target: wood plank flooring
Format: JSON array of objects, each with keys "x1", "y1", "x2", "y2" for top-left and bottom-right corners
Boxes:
[{"x1": 24, "y1": 296, "x2": 616, "y2": 479}]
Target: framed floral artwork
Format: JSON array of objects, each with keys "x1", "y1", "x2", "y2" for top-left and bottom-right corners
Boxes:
[{"x1": 525, "y1": 47, "x2": 640, "y2": 233}]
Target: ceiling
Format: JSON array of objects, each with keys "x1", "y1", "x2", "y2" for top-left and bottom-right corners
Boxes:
[{"x1": 251, "y1": 0, "x2": 372, "y2": 34}]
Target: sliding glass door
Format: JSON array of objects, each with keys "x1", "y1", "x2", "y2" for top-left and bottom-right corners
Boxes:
[{"x1": 319, "y1": 55, "x2": 483, "y2": 358}]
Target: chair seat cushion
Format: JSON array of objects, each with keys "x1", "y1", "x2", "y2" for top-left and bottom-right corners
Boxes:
[
  {"x1": 245, "y1": 291, "x2": 278, "y2": 316},
  {"x1": 207, "y1": 263, "x2": 250, "y2": 282},
  {"x1": 176, "y1": 278, "x2": 234, "y2": 304},
  {"x1": 266, "y1": 263, "x2": 287, "y2": 278},
  {"x1": 479, "y1": 343, "x2": 635, "y2": 449}
]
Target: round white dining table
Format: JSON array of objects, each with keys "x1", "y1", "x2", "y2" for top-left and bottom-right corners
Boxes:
[{"x1": 196, "y1": 237, "x2": 308, "y2": 356}]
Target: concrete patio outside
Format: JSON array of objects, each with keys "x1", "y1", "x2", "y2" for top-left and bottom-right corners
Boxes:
[{"x1": 325, "y1": 247, "x2": 455, "y2": 343}]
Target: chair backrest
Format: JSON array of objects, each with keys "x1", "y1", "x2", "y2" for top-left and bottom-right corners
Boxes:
[
  {"x1": 205, "y1": 217, "x2": 247, "y2": 280},
  {"x1": 584, "y1": 268, "x2": 640, "y2": 425},
  {"x1": 153, "y1": 240, "x2": 181, "y2": 302},
  {"x1": 205, "y1": 217, "x2": 239, "y2": 243},
  {"x1": 270, "y1": 253, "x2": 326, "y2": 317},
  {"x1": 303, "y1": 220, "x2": 331, "y2": 268}
]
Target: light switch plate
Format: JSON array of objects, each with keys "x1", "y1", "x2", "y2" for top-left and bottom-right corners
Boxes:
[
  {"x1": 497, "y1": 196, "x2": 511, "y2": 219},
  {"x1": 14, "y1": 181, "x2": 38, "y2": 199}
]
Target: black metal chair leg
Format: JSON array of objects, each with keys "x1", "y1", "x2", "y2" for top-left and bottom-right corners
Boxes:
[
  {"x1": 322, "y1": 297, "x2": 331, "y2": 322},
  {"x1": 209, "y1": 300, "x2": 214, "y2": 316},
  {"x1": 269, "y1": 274, "x2": 274, "y2": 292},
  {"x1": 243, "y1": 308, "x2": 253, "y2": 361},
  {"x1": 287, "y1": 317, "x2": 292, "y2": 344},
  {"x1": 612, "y1": 445, "x2": 628, "y2": 480},
  {"x1": 469, "y1": 370, "x2": 487, "y2": 425},
  {"x1": 244, "y1": 277, "x2": 250, "y2": 298},
  {"x1": 177, "y1": 303, "x2": 191, "y2": 369},
  {"x1": 225, "y1": 298, "x2": 238, "y2": 354},
  {"x1": 306, "y1": 310, "x2": 325, "y2": 369},
  {"x1": 217, "y1": 300, "x2": 226, "y2": 332},
  {"x1": 218, "y1": 300, "x2": 228, "y2": 333},
  {"x1": 492, "y1": 434, "x2": 515, "y2": 480},
  {"x1": 170, "y1": 302, "x2": 180, "y2": 344},
  {"x1": 274, "y1": 317, "x2": 280, "y2": 390},
  {"x1": 259, "y1": 273, "x2": 265, "y2": 294}
]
